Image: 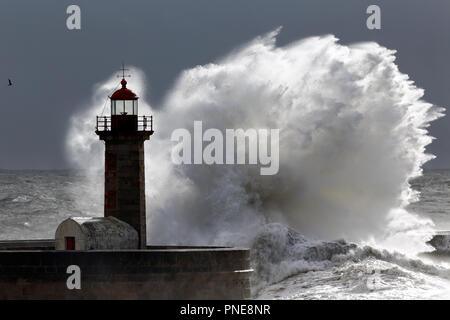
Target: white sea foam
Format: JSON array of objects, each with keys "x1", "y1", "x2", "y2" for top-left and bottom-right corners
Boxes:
[
  {"x1": 252, "y1": 224, "x2": 450, "y2": 299},
  {"x1": 12, "y1": 195, "x2": 32, "y2": 203}
]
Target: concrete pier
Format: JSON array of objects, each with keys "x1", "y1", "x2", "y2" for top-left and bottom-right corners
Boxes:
[{"x1": 0, "y1": 240, "x2": 252, "y2": 299}]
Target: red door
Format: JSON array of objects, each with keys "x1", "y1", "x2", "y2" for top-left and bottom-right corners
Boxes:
[{"x1": 65, "y1": 237, "x2": 75, "y2": 250}]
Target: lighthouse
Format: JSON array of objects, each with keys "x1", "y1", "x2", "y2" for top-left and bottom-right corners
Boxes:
[
  {"x1": 1, "y1": 67, "x2": 251, "y2": 300},
  {"x1": 95, "y1": 70, "x2": 154, "y2": 249}
]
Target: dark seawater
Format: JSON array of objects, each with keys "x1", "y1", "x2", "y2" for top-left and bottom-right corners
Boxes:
[
  {"x1": 408, "y1": 170, "x2": 450, "y2": 230},
  {"x1": 0, "y1": 169, "x2": 102, "y2": 240},
  {"x1": 1, "y1": 169, "x2": 448, "y2": 240}
]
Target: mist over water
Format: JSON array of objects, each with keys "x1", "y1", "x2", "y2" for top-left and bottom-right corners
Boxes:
[{"x1": 66, "y1": 29, "x2": 446, "y2": 295}]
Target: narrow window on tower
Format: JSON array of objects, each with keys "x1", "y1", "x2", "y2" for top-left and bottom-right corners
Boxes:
[
  {"x1": 106, "y1": 190, "x2": 116, "y2": 209},
  {"x1": 106, "y1": 153, "x2": 117, "y2": 171}
]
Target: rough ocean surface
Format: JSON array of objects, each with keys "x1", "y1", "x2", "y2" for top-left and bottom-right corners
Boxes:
[
  {"x1": 0, "y1": 170, "x2": 102, "y2": 240},
  {"x1": 1, "y1": 170, "x2": 450, "y2": 299}
]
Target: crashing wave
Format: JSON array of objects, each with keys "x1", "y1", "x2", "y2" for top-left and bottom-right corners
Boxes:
[{"x1": 251, "y1": 224, "x2": 450, "y2": 298}]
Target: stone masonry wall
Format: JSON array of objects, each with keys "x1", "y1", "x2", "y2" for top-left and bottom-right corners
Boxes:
[{"x1": 0, "y1": 248, "x2": 252, "y2": 299}]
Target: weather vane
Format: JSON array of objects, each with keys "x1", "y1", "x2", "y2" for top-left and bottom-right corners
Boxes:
[{"x1": 118, "y1": 62, "x2": 131, "y2": 79}]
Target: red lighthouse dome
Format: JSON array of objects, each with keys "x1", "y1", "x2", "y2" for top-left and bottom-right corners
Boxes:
[{"x1": 110, "y1": 79, "x2": 138, "y2": 100}]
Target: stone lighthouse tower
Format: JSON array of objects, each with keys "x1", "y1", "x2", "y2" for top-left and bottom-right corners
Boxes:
[{"x1": 95, "y1": 71, "x2": 153, "y2": 249}]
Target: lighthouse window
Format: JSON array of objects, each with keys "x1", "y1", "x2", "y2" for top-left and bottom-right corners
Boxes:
[
  {"x1": 125, "y1": 100, "x2": 134, "y2": 115},
  {"x1": 133, "y1": 100, "x2": 138, "y2": 114},
  {"x1": 118, "y1": 100, "x2": 125, "y2": 114},
  {"x1": 106, "y1": 153, "x2": 117, "y2": 170},
  {"x1": 111, "y1": 100, "x2": 124, "y2": 115},
  {"x1": 106, "y1": 190, "x2": 116, "y2": 209},
  {"x1": 111, "y1": 100, "x2": 137, "y2": 115}
]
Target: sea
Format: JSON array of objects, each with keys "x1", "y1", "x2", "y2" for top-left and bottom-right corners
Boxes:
[{"x1": 2, "y1": 169, "x2": 450, "y2": 300}]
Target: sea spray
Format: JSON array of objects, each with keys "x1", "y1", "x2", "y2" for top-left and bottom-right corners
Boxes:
[
  {"x1": 147, "y1": 29, "x2": 443, "y2": 247},
  {"x1": 66, "y1": 29, "x2": 444, "y2": 289}
]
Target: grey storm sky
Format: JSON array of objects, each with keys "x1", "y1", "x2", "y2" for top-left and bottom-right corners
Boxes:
[{"x1": 0, "y1": 0, "x2": 449, "y2": 169}]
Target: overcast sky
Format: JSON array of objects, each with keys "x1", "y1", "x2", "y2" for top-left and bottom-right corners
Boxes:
[{"x1": 0, "y1": 0, "x2": 449, "y2": 169}]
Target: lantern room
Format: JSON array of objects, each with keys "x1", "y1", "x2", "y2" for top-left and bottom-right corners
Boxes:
[{"x1": 110, "y1": 78, "x2": 138, "y2": 115}]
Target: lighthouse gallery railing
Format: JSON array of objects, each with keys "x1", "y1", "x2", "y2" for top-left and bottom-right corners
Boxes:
[{"x1": 96, "y1": 115, "x2": 153, "y2": 132}]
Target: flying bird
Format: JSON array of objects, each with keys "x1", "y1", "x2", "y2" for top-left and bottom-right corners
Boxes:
[{"x1": 7, "y1": 79, "x2": 12, "y2": 86}]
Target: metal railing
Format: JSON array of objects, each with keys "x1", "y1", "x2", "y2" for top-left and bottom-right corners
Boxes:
[
  {"x1": 139, "y1": 115, "x2": 153, "y2": 132},
  {"x1": 96, "y1": 116, "x2": 111, "y2": 131},
  {"x1": 96, "y1": 115, "x2": 153, "y2": 132}
]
